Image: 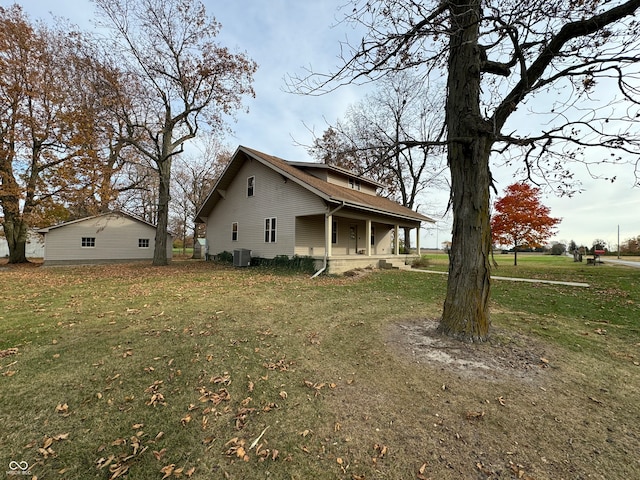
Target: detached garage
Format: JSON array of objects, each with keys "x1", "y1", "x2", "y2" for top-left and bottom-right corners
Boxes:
[{"x1": 38, "y1": 211, "x2": 173, "y2": 265}]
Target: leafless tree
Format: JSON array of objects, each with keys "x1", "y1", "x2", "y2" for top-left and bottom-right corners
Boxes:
[
  {"x1": 309, "y1": 71, "x2": 448, "y2": 249},
  {"x1": 94, "y1": 0, "x2": 257, "y2": 265},
  {"x1": 170, "y1": 137, "x2": 231, "y2": 256},
  {"x1": 290, "y1": 0, "x2": 640, "y2": 340}
]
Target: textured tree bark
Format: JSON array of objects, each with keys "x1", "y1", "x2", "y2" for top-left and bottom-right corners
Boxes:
[
  {"x1": 4, "y1": 213, "x2": 28, "y2": 264},
  {"x1": 437, "y1": 0, "x2": 493, "y2": 341},
  {"x1": 153, "y1": 155, "x2": 172, "y2": 266}
]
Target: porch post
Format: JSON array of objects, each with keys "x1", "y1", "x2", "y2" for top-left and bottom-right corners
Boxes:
[
  {"x1": 365, "y1": 219, "x2": 371, "y2": 256},
  {"x1": 394, "y1": 224, "x2": 400, "y2": 255},
  {"x1": 326, "y1": 214, "x2": 333, "y2": 257},
  {"x1": 416, "y1": 223, "x2": 421, "y2": 255}
]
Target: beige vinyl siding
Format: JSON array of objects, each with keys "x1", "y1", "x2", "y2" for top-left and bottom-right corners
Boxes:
[
  {"x1": 43, "y1": 213, "x2": 172, "y2": 264},
  {"x1": 205, "y1": 159, "x2": 327, "y2": 258},
  {"x1": 326, "y1": 171, "x2": 377, "y2": 195},
  {"x1": 294, "y1": 215, "x2": 325, "y2": 256}
]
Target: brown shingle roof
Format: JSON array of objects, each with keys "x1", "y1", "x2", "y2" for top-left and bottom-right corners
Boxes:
[{"x1": 241, "y1": 147, "x2": 434, "y2": 223}]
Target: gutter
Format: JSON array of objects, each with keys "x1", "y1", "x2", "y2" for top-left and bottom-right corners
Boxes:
[{"x1": 311, "y1": 201, "x2": 345, "y2": 278}]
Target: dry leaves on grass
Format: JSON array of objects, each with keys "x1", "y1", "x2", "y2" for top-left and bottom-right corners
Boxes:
[
  {"x1": 97, "y1": 442, "x2": 149, "y2": 480},
  {"x1": 160, "y1": 464, "x2": 196, "y2": 479},
  {"x1": 197, "y1": 386, "x2": 230, "y2": 405},
  {"x1": 145, "y1": 380, "x2": 166, "y2": 407},
  {"x1": 28, "y1": 433, "x2": 70, "y2": 460},
  {"x1": 0, "y1": 347, "x2": 18, "y2": 358},
  {"x1": 303, "y1": 379, "x2": 337, "y2": 397},
  {"x1": 224, "y1": 435, "x2": 279, "y2": 464}
]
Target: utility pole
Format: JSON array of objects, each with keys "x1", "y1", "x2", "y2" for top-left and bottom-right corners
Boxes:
[{"x1": 618, "y1": 225, "x2": 620, "y2": 259}]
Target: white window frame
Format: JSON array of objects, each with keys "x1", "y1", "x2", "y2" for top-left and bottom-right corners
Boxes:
[
  {"x1": 232, "y1": 222, "x2": 238, "y2": 241},
  {"x1": 264, "y1": 217, "x2": 277, "y2": 243},
  {"x1": 81, "y1": 237, "x2": 95, "y2": 248},
  {"x1": 247, "y1": 176, "x2": 255, "y2": 197}
]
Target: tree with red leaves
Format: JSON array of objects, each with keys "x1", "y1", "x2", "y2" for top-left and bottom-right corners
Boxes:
[{"x1": 491, "y1": 183, "x2": 561, "y2": 266}]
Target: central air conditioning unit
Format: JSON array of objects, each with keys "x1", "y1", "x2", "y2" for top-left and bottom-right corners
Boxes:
[{"x1": 233, "y1": 248, "x2": 251, "y2": 267}]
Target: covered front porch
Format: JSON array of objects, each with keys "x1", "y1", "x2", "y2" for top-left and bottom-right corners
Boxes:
[{"x1": 294, "y1": 211, "x2": 425, "y2": 275}]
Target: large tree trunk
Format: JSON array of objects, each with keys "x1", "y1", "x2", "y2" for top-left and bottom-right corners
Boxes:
[
  {"x1": 403, "y1": 226, "x2": 411, "y2": 252},
  {"x1": 4, "y1": 212, "x2": 29, "y2": 264},
  {"x1": 153, "y1": 156, "x2": 172, "y2": 266},
  {"x1": 438, "y1": 0, "x2": 493, "y2": 341}
]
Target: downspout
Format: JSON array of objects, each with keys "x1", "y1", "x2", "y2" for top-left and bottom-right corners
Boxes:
[{"x1": 311, "y1": 201, "x2": 345, "y2": 278}]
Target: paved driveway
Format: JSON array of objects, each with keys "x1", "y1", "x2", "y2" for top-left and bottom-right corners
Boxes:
[{"x1": 604, "y1": 259, "x2": 640, "y2": 269}]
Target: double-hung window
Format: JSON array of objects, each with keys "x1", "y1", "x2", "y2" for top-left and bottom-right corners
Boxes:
[
  {"x1": 81, "y1": 237, "x2": 95, "y2": 248},
  {"x1": 264, "y1": 217, "x2": 277, "y2": 243},
  {"x1": 232, "y1": 222, "x2": 238, "y2": 241}
]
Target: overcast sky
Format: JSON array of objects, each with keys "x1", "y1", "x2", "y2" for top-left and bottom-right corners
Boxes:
[{"x1": 7, "y1": 0, "x2": 640, "y2": 249}]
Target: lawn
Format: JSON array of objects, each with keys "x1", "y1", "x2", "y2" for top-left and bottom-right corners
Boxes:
[{"x1": 1, "y1": 257, "x2": 639, "y2": 479}]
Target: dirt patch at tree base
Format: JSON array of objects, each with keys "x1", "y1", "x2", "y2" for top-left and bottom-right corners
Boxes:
[{"x1": 387, "y1": 319, "x2": 553, "y2": 382}]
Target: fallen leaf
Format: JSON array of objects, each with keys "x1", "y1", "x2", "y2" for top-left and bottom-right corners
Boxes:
[
  {"x1": 466, "y1": 411, "x2": 485, "y2": 420},
  {"x1": 153, "y1": 448, "x2": 167, "y2": 460},
  {"x1": 0, "y1": 347, "x2": 18, "y2": 358},
  {"x1": 374, "y1": 443, "x2": 388, "y2": 458},
  {"x1": 279, "y1": 391, "x2": 288, "y2": 399},
  {"x1": 160, "y1": 464, "x2": 175, "y2": 479}
]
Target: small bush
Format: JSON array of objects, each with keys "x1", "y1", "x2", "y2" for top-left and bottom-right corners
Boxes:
[
  {"x1": 215, "y1": 251, "x2": 234, "y2": 263},
  {"x1": 251, "y1": 255, "x2": 317, "y2": 273},
  {"x1": 412, "y1": 255, "x2": 431, "y2": 268}
]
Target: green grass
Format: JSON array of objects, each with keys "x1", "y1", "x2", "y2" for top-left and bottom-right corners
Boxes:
[{"x1": 1, "y1": 258, "x2": 639, "y2": 479}]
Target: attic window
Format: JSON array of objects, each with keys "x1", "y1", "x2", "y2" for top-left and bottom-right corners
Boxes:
[
  {"x1": 247, "y1": 176, "x2": 255, "y2": 197},
  {"x1": 349, "y1": 177, "x2": 361, "y2": 190}
]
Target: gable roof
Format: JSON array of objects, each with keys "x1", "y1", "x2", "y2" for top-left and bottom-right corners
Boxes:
[
  {"x1": 38, "y1": 210, "x2": 158, "y2": 233},
  {"x1": 195, "y1": 146, "x2": 435, "y2": 224}
]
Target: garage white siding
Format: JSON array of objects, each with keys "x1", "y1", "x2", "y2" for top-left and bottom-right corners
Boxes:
[{"x1": 41, "y1": 212, "x2": 172, "y2": 265}]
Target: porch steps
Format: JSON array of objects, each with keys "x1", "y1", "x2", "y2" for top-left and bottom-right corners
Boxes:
[{"x1": 379, "y1": 259, "x2": 413, "y2": 271}]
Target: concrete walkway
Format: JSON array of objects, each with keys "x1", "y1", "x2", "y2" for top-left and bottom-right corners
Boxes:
[
  {"x1": 603, "y1": 259, "x2": 640, "y2": 269},
  {"x1": 416, "y1": 270, "x2": 590, "y2": 287}
]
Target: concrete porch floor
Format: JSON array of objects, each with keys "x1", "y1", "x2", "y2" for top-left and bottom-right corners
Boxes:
[{"x1": 312, "y1": 254, "x2": 420, "y2": 275}]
